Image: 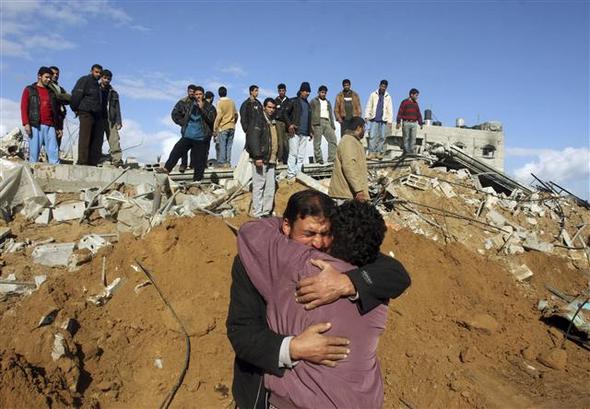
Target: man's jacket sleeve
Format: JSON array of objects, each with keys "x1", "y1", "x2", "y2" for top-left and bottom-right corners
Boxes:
[
  {"x1": 340, "y1": 138, "x2": 366, "y2": 194},
  {"x1": 171, "y1": 100, "x2": 185, "y2": 126},
  {"x1": 344, "y1": 253, "x2": 411, "y2": 314},
  {"x1": 70, "y1": 76, "x2": 86, "y2": 112},
  {"x1": 239, "y1": 101, "x2": 249, "y2": 133},
  {"x1": 226, "y1": 256, "x2": 285, "y2": 376}
]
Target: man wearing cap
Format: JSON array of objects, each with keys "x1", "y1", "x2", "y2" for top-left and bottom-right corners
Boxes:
[
  {"x1": 284, "y1": 82, "x2": 312, "y2": 179},
  {"x1": 310, "y1": 85, "x2": 337, "y2": 164},
  {"x1": 396, "y1": 88, "x2": 423, "y2": 155},
  {"x1": 364, "y1": 80, "x2": 393, "y2": 160},
  {"x1": 334, "y1": 79, "x2": 362, "y2": 136}
]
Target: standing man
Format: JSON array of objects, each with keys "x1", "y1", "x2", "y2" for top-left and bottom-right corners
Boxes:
[
  {"x1": 275, "y1": 83, "x2": 290, "y2": 164},
  {"x1": 310, "y1": 85, "x2": 337, "y2": 164},
  {"x1": 71, "y1": 64, "x2": 104, "y2": 166},
  {"x1": 177, "y1": 84, "x2": 197, "y2": 173},
  {"x1": 246, "y1": 98, "x2": 279, "y2": 218},
  {"x1": 20, "y1": 66, "x2": 61, "y2": 164},
  {"x1": 48, "y1": 66, "x2": 70, "y2": 148},
  {"x1": 396, "y1": 88, "x2": 423, "y2": 155},
  {"x1": 99, "y1": 70, "x2": 123, "y2": 167},
  {"x1": 162, "y1": 86, "x2": 216, "y2": 181},
  {"x1": 239, "y1": 85, "x2": 263, "y2": 145},
  {"x1": 214, "y1": 86, "x2": 238, "y2": 168},
  {"x1": 285, "y1": 82, "x2": 312, "y2": 180},
  {"x1": 364, "y1": 80, "x2": 393, "y2": 160},
  {"x1": 334, "y1": 79, "x2": 361, "y2": 136},
  {"x1": 329, "y1": 117, "x2": 369, "y2": 201}
]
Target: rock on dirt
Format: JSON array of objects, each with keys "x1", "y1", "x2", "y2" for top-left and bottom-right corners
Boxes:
[
  {"x1": 537, "y1": 348, "x2": 567, "y2": 370},
  {"x1": 460, "y1": 313, "x2": 500, "y2": 335}
]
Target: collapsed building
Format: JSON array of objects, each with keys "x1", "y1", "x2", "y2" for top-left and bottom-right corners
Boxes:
[{"x1": 0, "y1": 125, "x2": 588, "y2": 409}]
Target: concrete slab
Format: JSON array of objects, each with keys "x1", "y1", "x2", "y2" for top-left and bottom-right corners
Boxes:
[
  {"x1": 296, "y1": 173, "x2": 329, "y2": 195},
  {"x1": 78, "y1": 234, "x2": 110, "y2": 254},
  {"x1": 32, "y1": 242, "x2": 75, "y2": 267},
  {"x1": 31, "y1": 163, "x2": 155, "y2": 192},
  {"x1": 523, "y1": 236, "x2": 554, "y2": 253},
  {"x1": 511, "y1": 264, "x2": 534, "y2": 281},
  {"x1": 53, "y1": 201, "x2": 85, "y2": 221},
  {"x1": 35, "y1": 208, "x2": 52, "y2": 224},
  {"x1": 486, "y1": 210, "x2": 507, "y2": 227},
  {"x1": 439, "y1": 182, "x2": 456, "y2": 198},
  {"x1": 0, "y1": 227, "x2": 11, "y2": 243}
]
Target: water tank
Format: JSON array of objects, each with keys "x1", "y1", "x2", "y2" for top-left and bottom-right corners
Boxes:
[
  {"x1": 424, "y1": 119, "x2": 432, "y2": 126},
  {"x1": 424, "y1": 109, "x2": 432, "y2": 121},
  {"x1": 456, "y1": 118, "x2": 465, "y2": 128}
]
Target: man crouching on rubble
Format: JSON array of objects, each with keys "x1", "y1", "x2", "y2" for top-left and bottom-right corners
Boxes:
[{"x1": 226, "y1": 190, "x2": 410, "y2": 409}]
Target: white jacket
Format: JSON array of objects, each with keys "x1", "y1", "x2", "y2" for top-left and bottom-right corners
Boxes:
[{"x1": 364, "y1": 90, "x2": 393, "y2": 123}]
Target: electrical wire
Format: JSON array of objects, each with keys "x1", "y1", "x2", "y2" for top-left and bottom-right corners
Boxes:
[{"x1": 135, "y1": 261, "x2": 191, "y2": 409}]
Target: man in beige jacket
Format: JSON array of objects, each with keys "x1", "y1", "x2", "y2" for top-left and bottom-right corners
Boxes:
[
  {"x1": 214, "y1": 86, "x2": 238, "y2": 167},
  {"x1": 328, "y1": 117, "x2": 369, "y2": 201}
]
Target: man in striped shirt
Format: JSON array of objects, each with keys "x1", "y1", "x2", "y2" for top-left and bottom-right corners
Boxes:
[{"x1": 396, "y1": 88, "x2": 423, "y2": 155}]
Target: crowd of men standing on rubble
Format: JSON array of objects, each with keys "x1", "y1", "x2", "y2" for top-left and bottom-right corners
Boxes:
[{"x1": 20, "y1": 64, "x2": 424, "y2": 211}]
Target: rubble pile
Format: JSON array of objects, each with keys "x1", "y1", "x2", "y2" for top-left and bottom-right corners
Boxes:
[{"x1": 0, "y1": 153, "x2": 589, "y2": 408}]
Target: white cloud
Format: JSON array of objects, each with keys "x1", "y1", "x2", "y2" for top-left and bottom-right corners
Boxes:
[
  {"x1": 511, "y1": 147, "x2": 590, "y2": 198},
  {"x1": 220, "y1": 65, "x2": 246, "y2": 77},
  {"x1": 1, "y1": 0, "x2": 142, "y2": 60},
  {"x1": 0, "y1": 97, "x2": 22, "y2": 136}
]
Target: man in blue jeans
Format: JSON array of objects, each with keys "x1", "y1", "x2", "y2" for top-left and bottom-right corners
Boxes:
[
  {"x1": 396, "y1": 88, "x2": 424, "y2": 155},
  {"x1": 214, "y1": 86, "x2": 238, "y2": 168},
  {"x1": 364, "y1": 80, "x2": 393, "y2": 160},
  {"x1": 20, "y1": 66, "x2": 61, "y2": 164}
]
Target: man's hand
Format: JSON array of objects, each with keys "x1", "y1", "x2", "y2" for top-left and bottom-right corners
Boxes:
[
  {"x1": 289, "y1": 322, "x2": 350, "y2": 367},
  {"x1": 56, "y1": 130, "x2": 63, "y2": 139},
  {"x1": 288, "y1": 124, "x2": 296, "y2": 135},
  {"x1": 296, "y1": 259, "x2": 356, "y2": 310},
  {"x1": 354, "y1": 191, "x2": 368, "y2": 201},
  {"x1": 24, "y1": 124, "x2": 31, "y2": 136}
]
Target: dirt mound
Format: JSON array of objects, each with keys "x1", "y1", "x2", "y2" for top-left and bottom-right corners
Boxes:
[{"x1": 1, "y1": 181, "x2": 589, "y2": 409}]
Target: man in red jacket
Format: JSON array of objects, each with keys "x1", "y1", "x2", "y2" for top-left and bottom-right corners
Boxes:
[{"x1": 20, "y1": 66, "x2": 61, "y2": 164}]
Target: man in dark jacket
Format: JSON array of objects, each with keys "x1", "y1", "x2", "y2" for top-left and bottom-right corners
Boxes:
[
  {"x1": 284, "y1": 82, "x2": 313, "y2": 179},
  {"x1": 227, "y1": 189, "x2": 411, "y2": 409},
  {"x1": 99, "y1": 69, "x2": 123, "y2": 166},
  {"x1": 20, "y1": 66, "x2": 61, "y2": 164},
  {"x1": 239, "y1": 85, "x2": 263, "y2": 144},
  {"x1": 48, "y1": 66, "x2": 70, "y2": 148},
  {"x1": 71, "y1": 64, "x2": 104, "y2": 166},
  {"x1": 274, "y1": 83, "x2": 290, "y2": 165},
  {"x1": 162, "y1": 86, "x2": 216, "y2": 181},
  {"x1": 310, "y1": 85, "x2": 337, "y2": 164},
  {"x1": 246, "y1": 98, "x2": 281, "y2": 218}
]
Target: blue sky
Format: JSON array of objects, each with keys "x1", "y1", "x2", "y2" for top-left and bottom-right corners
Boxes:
[{"x1": 1, "y1": 0, "x2": 589, "y2": 197}]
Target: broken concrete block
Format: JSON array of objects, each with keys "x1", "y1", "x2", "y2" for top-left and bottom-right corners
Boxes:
[
  {"x1": 53, "y1": 201, "x2": 85, "y2": 221},
  {"x1": 32, "y1": 243, "x2": 76, "y2": 267},
  {"x1": 296, "y1": 173, "x2": 329, "y2": 195},
  {"x1": 455, "y1": 169, "x2": 470, "y2": 179},
  {"x1": 78, "y1": 234, "x2": 110, "y2": 254},
  {"x1": 80, "y1": 188, "x2": 99, "y2": 203},
  {"x1": 561, "y1": 230, "x2": 574, "y2": 247},
  {"x1": 46, "y1": 193, "x2": 57, "y2": 206},
  {"x1": 481, "y1": 186, "x2": 497, "y2": 195},
  {"x1": 135, "y1": 183, "x2": 153, "y2": 196},
  {"x1": 51, "y1": 333, "x2": 67, "y2": 361},
  {"x1": 22, "y1": 196, "x2": 49, "y2": 220},
  {"x1": 0, "y1": 227, "x2": 11, "y2": 243},
  {"x1": 87, "y1": 277, "x2": 123, "y2": 306},
  {"x1": 507, "y1": 243, "x2": 525, "y2": 255},
  {"x1": 498, "y1": 199, "x2": 517, "y2": 211},
  {"x1": 522, "y1": 236, "x2": 554, "y2": 253},
  {"x1": 438, "y1": 182, "x2": 456, "y2": 198},
  {"x1": 486, "y1": 210, "x2": 507, "y2": 227},
  {"x1": 117, "y1": 204, "x2": 149, "y2": 237},
  {"x1": 35, "y1": 208, "x2": 52, "y2": 224},
  {"x1": 0, "y1": 274, "x2": 28, "y2": 294},
  {"x1": 511, "y1": 264, "x2": 534, "y2": 281},
  {"x1": 4, "y1": 239, "x2": 26, "y2": 253}
]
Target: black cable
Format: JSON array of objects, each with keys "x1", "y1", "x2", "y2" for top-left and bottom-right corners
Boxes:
[{"x1": 136, "y1": 261, "x2": 191, "y2": 409}]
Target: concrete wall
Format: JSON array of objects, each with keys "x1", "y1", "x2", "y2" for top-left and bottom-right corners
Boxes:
[{"x1": 384, "y1": 125, "x2": 505, "y2": 171}]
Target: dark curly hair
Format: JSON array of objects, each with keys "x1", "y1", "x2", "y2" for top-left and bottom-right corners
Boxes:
[{"x1": 329, "y1": 201, "x2": 386, "y2": 266}]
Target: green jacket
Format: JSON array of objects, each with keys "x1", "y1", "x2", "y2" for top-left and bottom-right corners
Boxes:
[{"x1": 310, "y1": 97, "x2": 335, "y2": 129}]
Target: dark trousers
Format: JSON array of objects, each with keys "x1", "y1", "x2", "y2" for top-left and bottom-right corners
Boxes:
[
  {"x1": 165, "y1": 137, "x2": 210, "y2": 181},
  {"x1": 180, "y1": 151, "x2": 191, "y2": 168},
  {"x1": 78, "y1": 111, "x2": 104, "y2": 166}
]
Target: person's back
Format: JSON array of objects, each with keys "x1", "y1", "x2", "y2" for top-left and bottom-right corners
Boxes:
[{"x1": 238, "y1": 216, "x2": 387, "y2": 409}]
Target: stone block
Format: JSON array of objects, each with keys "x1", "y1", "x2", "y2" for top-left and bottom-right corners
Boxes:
[
  {"x1": 35, "y1": 208, "x2": 52, "y2": 224},
  {"x1": 32, "y1": 243, "x2": 76, "y2": 267},
  {"x1": 53, "y1": 201, "x2": 86, "y2": 221},
  {"x1": 486, "y1": 210, "x2": 507, "y2": 227},
  {"x1": 511, "y1": 264, "x2": 534, "y2": 281},
  {"x1": 439, "y1": 182, "x2": 456, "y2": 198}
]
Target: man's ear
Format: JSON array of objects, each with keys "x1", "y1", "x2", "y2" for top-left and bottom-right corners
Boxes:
[{"x1": 281, "y1": 218, "x2": 291, "y2": 236}]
